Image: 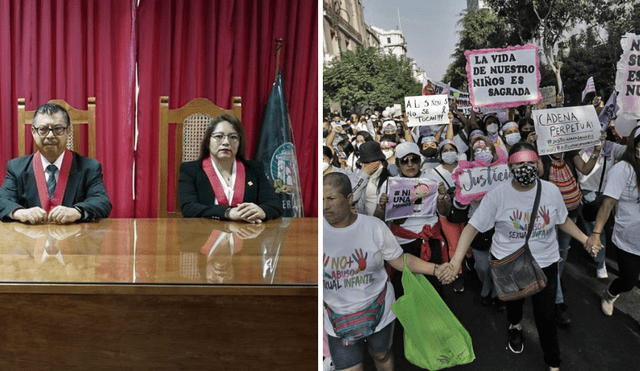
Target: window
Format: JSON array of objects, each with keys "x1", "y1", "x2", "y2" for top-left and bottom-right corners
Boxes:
[{"x1": 387, "y1": 37, "x2": 391, "y2": 44}]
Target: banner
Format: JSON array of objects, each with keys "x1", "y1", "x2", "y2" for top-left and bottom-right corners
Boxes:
[
  {"x1": 254, "y1": 70, "x2": 304, "y2": 217},
  {"x1": 581, "y1": 76, "x2": 596, "y2": 102},
  {"x1": 405, "y1": 95, "x2": 450, "y2": 127},
  {"x1": 533, "y1": 106, "x2": 602, "y2": 156},
  {"x1": 540, "y1": 86, "x2": 557, "y2": 107},
  {"x1": 599, "y1": 92, "x2": 618, "y2": 131},
  {"x1": 465, "y1": 44, "x2": 542, "y2": 108},
  {"x1": 385, "y1": 178, "x2": 438, "y2": 221},
  {"x1": 451, "y1": 156, "x2": 511, "y2": 205}
]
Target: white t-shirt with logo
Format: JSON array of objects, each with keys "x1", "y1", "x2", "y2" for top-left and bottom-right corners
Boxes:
[
  {"x1": 604, "y1": 161, "x2": 640, "y2": 256},
  {"x1": 470, "y1": 180, "x2": 568, "y2": 268},
  {"x1": 323, "y1": 214, "x2": 403, "y2": 337}
]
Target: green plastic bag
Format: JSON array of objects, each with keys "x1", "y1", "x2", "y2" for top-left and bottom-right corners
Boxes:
[{"x1": 391, "y1": 257, "x2": 475, "y2": 370}]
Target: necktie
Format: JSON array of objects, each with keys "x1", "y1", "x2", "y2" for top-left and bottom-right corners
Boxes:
[{"x1": 46, "y1": 164, "x2": 57, "y2": 200}]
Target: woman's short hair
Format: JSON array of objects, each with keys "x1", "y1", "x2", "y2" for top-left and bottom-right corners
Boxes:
[{"x1": 198, "y1": 114, "x2": 246, "y2": 162}]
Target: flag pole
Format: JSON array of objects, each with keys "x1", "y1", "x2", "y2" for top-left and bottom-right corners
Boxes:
[{"x1": 274, "y1": 38, "x2": 283, "y2": 82}]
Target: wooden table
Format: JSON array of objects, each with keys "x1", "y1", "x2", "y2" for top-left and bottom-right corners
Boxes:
[{"x1": 0, "y1": 218, "x2": 317, "y2": 370}]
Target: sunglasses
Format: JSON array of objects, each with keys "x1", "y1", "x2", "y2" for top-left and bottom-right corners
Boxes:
[{"x1": 399, "y1": 156, "x2": 421, "y2": 166}]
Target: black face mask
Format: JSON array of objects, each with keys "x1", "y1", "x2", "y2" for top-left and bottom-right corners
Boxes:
[
  {"x1": 323, "y1": 130, "x2": 329, "y2": 138},
  {"x1": 421, "y1": 147, "x2": 437, "y2": 158},
  {"x1": 520, "y1": 130, "x2": 531, "y2": 141}
]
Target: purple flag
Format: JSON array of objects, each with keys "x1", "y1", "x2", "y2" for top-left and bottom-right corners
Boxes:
[{"x1": 599, "y1": 92, "x2": 618, "y2": 131}]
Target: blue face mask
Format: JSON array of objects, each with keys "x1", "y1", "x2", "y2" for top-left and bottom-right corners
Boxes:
[
  {"x1": 441, "y1": 151, "x2": 458, "y2": 164},
  {"x1": 505, "y1": 133, "x2": 521, "y2": 146}
]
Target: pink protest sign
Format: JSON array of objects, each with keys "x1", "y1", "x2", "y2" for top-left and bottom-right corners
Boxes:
[
  {"x1": 451, "y1": 148, "x2": 511, "y2": 205},
  {"x1": 385, "y1": 177, "x2": 438, "y2": 221},
  {"x1": 615, "y1": 33, "x2": 640, "y2": 114},
  {"x1": 465, "y1": 44, "x2": 542, "y2": 109}
]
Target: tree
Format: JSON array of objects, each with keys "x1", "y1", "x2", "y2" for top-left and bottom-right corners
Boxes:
[
  {"x1": 485, "y1": 0, "x2": 597, "y2": 95},
  {"x1": 323, "y1": 46, "x2": 422, "y2": 113},
  {"x1": 443, "y1": 8, "x2": 513, "y2": 89}
]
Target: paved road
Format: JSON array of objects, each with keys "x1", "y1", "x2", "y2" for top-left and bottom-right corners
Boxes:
[{"x1": 362, "y1": 241, "x2": 640, "y2": 371}]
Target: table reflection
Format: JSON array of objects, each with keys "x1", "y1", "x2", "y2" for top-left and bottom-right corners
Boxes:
[{"x1": 0, "y1": 218, "x2": 317, "y2": 286}]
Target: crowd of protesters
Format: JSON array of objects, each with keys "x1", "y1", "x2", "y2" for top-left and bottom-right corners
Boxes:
[{"x1": 323, "y1": 93, "x2": 640, "y2": 371}]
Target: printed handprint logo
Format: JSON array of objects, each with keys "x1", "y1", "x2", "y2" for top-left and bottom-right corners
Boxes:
[
  {"x1": 323, "y1": 253, "x2": 332, "y2": 279},
  {"x1": 538, "y1": 206, "x2": 550, "y2": 228},
  {"x1": 352, "y1": 249, "x2": 368, "y2": 274},
  {"x1": 509, "y1": 210, "x2": 525, "y2": 230}
]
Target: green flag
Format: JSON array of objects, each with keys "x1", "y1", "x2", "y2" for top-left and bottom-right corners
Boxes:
[{"x1": 255, "y1": 70, "x2": 304, "y2": 217}]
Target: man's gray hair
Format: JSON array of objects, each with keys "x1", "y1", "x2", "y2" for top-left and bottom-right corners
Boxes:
[
  {"x1": 323, "y1": 172, "x2": 351, "y2": 197},
  {"x1": 32, "y1": 103, "x2": 71, "y2": 128}
]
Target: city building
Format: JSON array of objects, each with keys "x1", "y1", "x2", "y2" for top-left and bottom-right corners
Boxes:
[
  {"x1": 467, "y1": 0, "x2": 488, "y2": 11},
  {"x1": 323, "y1": 0, "x2": 368, "y2": 63},
  {"x1": 370, "y1": 25, "x2": 407, "y2": 58}
]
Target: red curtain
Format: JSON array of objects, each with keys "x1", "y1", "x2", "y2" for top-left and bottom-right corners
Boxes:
[
  {"x1": 135, "y1": 0, "x2": 318, "y2": 217},
  {"x1": 0, "y1": 0, "x2": 317, "y2": 218},
  {"x1": 0, "y1": 0, "x2": 137, "y2": 217}
]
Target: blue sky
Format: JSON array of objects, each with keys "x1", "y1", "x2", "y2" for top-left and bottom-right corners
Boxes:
[{"x1": 362, "y1": 0, "x2": 468, "y2": 83}]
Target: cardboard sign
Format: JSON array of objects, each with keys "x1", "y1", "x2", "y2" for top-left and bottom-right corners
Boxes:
[
  {"x1": 540, "y1": 86, "x2": 557, "y2": 107},
  {"x1": 405, "y1": 95, "x2": 450, "y2": 127},
  {"x1": 465, "y1": 44, "x2": 542, "y2": 108},
  {"x1": 615, "y1": 33, "x2": 640, "y2": 114},
  {"x1": 451, "y1": 151, "x2": 511, "y2": 205},
  {"x1": 533, "y1": 106, "x2": 602, "y2": 155},
  {"x1": 385, "y1": 177, "x2": 438, "y2": 221},
  {"x1": 450, "y1": 88, "x2": 472, "y2": 115}
]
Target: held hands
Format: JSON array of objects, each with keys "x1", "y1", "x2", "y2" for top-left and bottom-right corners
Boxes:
[
  {"x1": 228, "y1": 203, "x2": 266, "y2": 224},
  {"x1": 13, "y1": 206, "x2": 81, "y2": 225},
  {"x1": 584, "y1": 233, "x2": 604, "y2": 258},
  {"x1": 436, "y1": 262, "x2": 457, "y2": 284}
]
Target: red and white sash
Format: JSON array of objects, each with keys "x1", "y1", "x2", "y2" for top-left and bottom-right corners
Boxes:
[
  {"x1": 202, "y1": 157, "x2": 246, "y2": 207},
  {"x1": 33, "y1": 149, "x2": 73, "y2": 212}
]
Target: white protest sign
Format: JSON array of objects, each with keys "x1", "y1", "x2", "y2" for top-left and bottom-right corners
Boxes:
[
  {"x1": 616, "y1": 33, "x2": 640, "y2": 114},
  {"x1": 540, "y1": 86, "x2": 557, "y2": 107},
  {"x1": 465, "y1": 44, "x2": 542, "y2": 108},
  {"x1": 533, "y1": 106, "x2": 602, "y2": 155},
  {"x1": 405, "y1": 95, "x2": 450, "y2": 127}
]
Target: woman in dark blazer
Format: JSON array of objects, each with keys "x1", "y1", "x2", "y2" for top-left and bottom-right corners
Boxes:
[{"x1": 179, "y1": 114, "x2": 282, "y2": 222}]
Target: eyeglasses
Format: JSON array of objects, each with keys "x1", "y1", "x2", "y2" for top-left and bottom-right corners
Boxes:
[
  {"x1": 32, "y1": 126, "x2": 68, "y2": 137},
  {"x1": 399, "y1": 156, "x2": 421, "y2": 166},
  {"x1": 473, "y1": 147, "x2": 491, "y2": 155},
  {"x1": 211, "y1": 133, "x2": 240, "y2": 143}
]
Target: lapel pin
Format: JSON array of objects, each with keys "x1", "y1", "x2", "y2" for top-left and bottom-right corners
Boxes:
[{"x1": 248, "y1": 181, "x2": 253, "y2": 186}]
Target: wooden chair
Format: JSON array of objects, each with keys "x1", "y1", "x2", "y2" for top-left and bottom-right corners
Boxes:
[
  {"x1": 158, "y1": 96, "x2": 242, "y2": 218},
  {"x1": 17, "y1": 97, "x2": 97, "y2": 159}
]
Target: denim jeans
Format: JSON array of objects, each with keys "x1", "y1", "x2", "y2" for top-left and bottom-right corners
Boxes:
[
  {"x1": 555, "y1": 215, "x2": 577, "y2": 304},
  {"x1": 473, "y1": 248, "x2": 493, "y2": 298}
]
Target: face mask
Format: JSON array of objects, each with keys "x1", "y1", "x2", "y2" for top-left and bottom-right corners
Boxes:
[
  {"x1": 512, "y1": 164, "x2": 538, "y2": 187},
  {"x1": 636, "y1": 147, "x2": 640, "y2": 159},
  {"x1": 520, "y1": 130, "x2": 530, "y2": 141},
  {"x1": 322, "y1": 162, "x2": 330, "y2": 172},
  {"x1": 487, "y1": 123, "x2": 499, "y2": 134},
  {"x1": 421, "y1": 147, "x2": 437, "y2": 158},
  {"x1": 475, "y1": 151, "x2": 494, "y2": 163},
  {"x1": 382, "y1": 150, "x2": 394, "y2": 159},
  {"x1": 441, "y1": 151, "x2": 458, "y2": 164},
  {"x1": 323, "y1": 130, "x2": 328, "y2": 138},
  {"x1": 356, "y1": 143, "x2": 362, "y2": 150},
  {"x1": 505, "y1": 133, "x2": 521, "y2": 146}
]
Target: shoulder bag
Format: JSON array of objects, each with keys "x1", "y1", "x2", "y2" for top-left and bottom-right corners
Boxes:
[{"x1": 489, "y1": 179, "x2": 547, "y2": 301}]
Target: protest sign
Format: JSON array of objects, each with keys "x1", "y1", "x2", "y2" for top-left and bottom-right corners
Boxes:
[
  {"x1": 450, "y1": 88, "x2": 472, "y2": 115},
  {"x1": 451, "y1": 151, "x2": 511, "y2": 204},
  {"x1": 599, "y1": 92, "x2": 618, "y2": 131},
  {"x1": 540, "y1": 86, "x2": 557, "y2": 107},
  {"x1": 385, "y1": 177, "x2": 438, "y2": 221},
  {"x1": 533, "y1": 106, "x2": 602, "y2": 155},
  {"x1": 405, "y1": 95, "x2": 450, "y2": 127},
  {"x1": 615, "y1": 33, "x2": 640, "y2": 114},
  {"x1": 465, "y1": 44, "x2": 542, "y2": 108}
]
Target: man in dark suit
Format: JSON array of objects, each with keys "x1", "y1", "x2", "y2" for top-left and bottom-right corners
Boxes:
[{"x1": 0, "y1": 103, "x2": 112, "y2": 224}]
